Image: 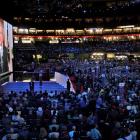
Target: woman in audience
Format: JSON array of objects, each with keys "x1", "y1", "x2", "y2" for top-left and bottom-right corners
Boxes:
[
  {"x1": 39, "y1": 127, "x2": 47, "y2": 140},
  {"x1": 89, "y1": 124, "x2": 102, "y2": 140}
]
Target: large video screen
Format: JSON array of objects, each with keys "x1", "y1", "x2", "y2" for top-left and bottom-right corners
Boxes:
[{"x1": 0, "y1": 18, "x2": 13, "y2": 74}]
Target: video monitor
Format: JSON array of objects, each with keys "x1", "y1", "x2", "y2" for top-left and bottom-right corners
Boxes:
[{"x1": 0, "y1": 18, "x2": 13, "y2": 75}]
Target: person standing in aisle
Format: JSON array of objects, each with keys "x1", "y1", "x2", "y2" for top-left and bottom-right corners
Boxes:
[
  {"x1": 39, "y1": 69, "x2": 43, "y2": 90},
  {"x1": 67, "y1": 79, "x2": 71, "y2": 92}
]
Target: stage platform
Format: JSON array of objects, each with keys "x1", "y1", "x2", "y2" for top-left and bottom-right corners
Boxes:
[{"x1": 2, "y1": 81, "x2": 66, "y2": 93}]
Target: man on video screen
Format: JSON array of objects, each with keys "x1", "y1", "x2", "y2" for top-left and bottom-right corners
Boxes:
[{"x1": 0, "y1": 19, "x2": 4, "y2": 74}]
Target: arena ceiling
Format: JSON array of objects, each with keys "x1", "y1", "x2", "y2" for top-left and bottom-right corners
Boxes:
[{"x1": 0, "y1": 0, "x2": 140, "y2": 28}]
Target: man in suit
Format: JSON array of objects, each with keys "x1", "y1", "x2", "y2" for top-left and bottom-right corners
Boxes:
[
  {"x1": 29, "y1": 79, "x2": 34, "y2": 92},
  {"x1": 39, "y1": 69, "x2": 43, "y2": 87},
  {"x1": 67, "y1": 79, "x2": 71, "y2": 92}
]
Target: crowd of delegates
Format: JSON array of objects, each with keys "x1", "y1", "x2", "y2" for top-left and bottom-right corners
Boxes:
[
  {"x1": 14, "y1": 40, "x2": 140, "y2": 72},
  {"x1": 35, "y1": 40, "x2": 140, "y2": 55},
  {"x1": 0, "y1": 59, "x2": 140, "y2": 140},
  {"x1": 14, "y1": 39, "x2": 140, "y2": 70}
]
